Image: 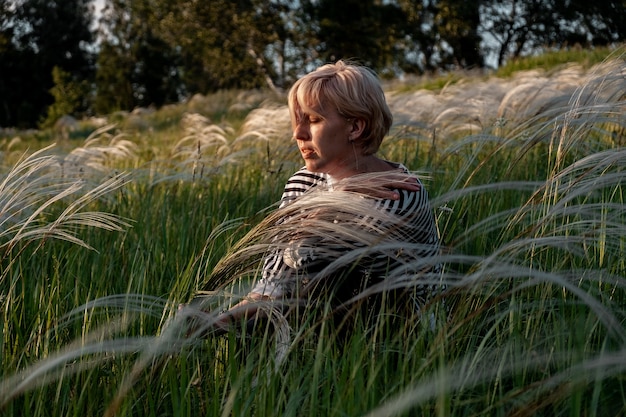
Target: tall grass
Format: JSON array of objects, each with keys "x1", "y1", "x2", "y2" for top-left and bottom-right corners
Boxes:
[{"x1": 0, "y1": 49, "x2": 624, "y2": 416}]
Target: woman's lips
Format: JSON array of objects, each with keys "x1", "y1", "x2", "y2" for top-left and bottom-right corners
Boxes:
[{"x1": 300, "y1": 148, "x2": 316, "y2": 158}]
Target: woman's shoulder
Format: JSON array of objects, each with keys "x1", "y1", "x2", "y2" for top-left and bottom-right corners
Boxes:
[{"x1": 383, "y1": 160, "x2": 410, "y2": 174}]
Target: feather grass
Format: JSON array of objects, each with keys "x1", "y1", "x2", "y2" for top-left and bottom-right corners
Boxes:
[
  {"x1": 0, "y1": 145, "x2": 130, "y2": 256},
  {"x1": 0, "y1": 51, "x2": 624, "y2": 416}
]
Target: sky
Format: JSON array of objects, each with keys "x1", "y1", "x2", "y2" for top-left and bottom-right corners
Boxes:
[{"x1": 94, "y1": 0, "x2": 105, "y2": 18}]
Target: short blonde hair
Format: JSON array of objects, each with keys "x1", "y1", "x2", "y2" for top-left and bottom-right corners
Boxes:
[{"x1": 288, "y1": 60, "x2": 393, "y2": 155}]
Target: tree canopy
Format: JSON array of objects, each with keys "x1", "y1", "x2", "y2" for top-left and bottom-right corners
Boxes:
[{"x1": 0, "y1": 0, "x2": 624, "y2": 127}]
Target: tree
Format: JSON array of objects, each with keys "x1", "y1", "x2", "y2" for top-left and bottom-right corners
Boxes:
[
  {"x1": 0, "y1": 0, "x2": 22, "y2": 126},
  {"x1": 94, "y1": 38, "x2": 135, "y2": 114},
  {"x1": 4, "y1": 0, "x2": 625, "y2": 125},
  {"x1": 94, "y1": 0, "x2": 287, "y2": 107},
  {"x1": 41, "y1": 66, "x2": 91, "y2": 128},
  {"x1": 155, "y1": 0, "x2": 282, "y2": 94},
  {"x1": 557, "y1": 0, "x2": 626, "y2": 46},
  {"x1": 95, "y1": 0, "x2": 180, "y2": 114},
  {"x1": 480, "y1": 0, "x2": 626, "y2": 67},
  {"x1": 301, "y1": 0, "x2": 407, "y2": 75},
  {"x1": 393, "y1": 0, "x2": 437, "y2": 73},
  {"x1": 0, "y1": 0, "x2": 95, "y2": 127},
  {"x1": 434, "y1": 0, "x2": 484, "y2": 68},
  {"x1": 264, "y1": 0, "x2": 315, "y2": 87}
]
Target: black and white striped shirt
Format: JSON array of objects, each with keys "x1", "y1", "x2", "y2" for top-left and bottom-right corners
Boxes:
[{"x1": 252, "y1": 164, "x2": 441, "y2": 304}]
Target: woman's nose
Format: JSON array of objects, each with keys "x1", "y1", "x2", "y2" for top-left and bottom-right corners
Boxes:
[{"x1": 293, "y1": 121, "x2": 310, "y2": 141}]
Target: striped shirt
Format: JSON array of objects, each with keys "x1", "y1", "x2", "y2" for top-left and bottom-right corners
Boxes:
[{"x1": 252, "y1": 164, "x2": 441, "y2": 305}]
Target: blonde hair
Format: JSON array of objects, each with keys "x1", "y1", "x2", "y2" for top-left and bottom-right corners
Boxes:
[{"x1": 288, "y1": 60, "x2": 393, "y2": 155}]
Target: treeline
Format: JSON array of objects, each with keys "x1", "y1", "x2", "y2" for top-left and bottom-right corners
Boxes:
[{"x1": 1, "y1": 0, "x2": 624, "y2": 128}]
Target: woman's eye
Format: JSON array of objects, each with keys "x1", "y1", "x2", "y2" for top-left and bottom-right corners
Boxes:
[{"x1": 309, "y1": 117, "x2": 321, "y2": 123}]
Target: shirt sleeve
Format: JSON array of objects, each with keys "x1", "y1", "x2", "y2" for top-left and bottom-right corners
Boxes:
[
  {"x1": 252, "y1": 169, "x2": 328, "y2": 298},
  {"x1": 278, "y1": 168, "x2": 329, "y2": 207},
  {"x1": 364, "y1": 171, "x2": 441, "y2": 304}
]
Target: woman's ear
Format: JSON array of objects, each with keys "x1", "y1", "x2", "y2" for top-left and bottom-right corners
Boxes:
[{"x1": 348, "y1": 118, "x2": 366, "y2": 141}]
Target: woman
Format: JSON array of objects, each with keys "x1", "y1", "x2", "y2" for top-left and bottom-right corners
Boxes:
[{"x1": 199, "y1": 60, "x2": 441, "y2": 334}]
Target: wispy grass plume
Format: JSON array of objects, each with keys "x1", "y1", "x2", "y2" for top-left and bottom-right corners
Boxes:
[{"x1": 0, "y1": 144, "x2": 130, "y2": 257}]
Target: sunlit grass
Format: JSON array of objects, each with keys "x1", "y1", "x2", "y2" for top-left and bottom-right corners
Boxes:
[
  {"x1": 496, "y1": 45, "x2": 621, "y2": 77},
  {"x1": 0, "y1": 48, "x2": 624, "y2": 416}
]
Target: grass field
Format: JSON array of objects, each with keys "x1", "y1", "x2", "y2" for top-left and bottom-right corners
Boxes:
[{"x1": 0, "y1": 46, "x2": 625, "y2": 416}]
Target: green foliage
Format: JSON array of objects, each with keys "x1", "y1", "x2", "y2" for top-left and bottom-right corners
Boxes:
[
  {"x1": 155, "y1": 0, "x2": 282, "y2": 92},
  {"x1": 0, "y1": 0, "x2": 94, "y2": 127},
  {"x1": 40, "y1": 66, "x2": 91, "y2": 129},
  {"x1": 481, "y1": 0, "x2": 626, "y2": 68},
  {"x1": 430, "y1": 0, "x2": 483, "y2": 68},
  {"x1": 2, "y1": 0, "x2": 625, "y2": 127},
  {"x1": 305, "y1": 0, "x2": 406, "y2": 72},
  {"x1": 94, "y1": 0, "x2": 181, "y2": 115},
  {"x1": 94, "y1": 40, "x2": 136, "y2": 115}
]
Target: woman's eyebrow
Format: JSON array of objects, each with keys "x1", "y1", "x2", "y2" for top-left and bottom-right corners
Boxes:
[
  {"x1": 297, "y1": 104, "x2": 324, "y2": 119},
  {"x1": 306, "y1": 104, "x2": 325, "y2": 116}
]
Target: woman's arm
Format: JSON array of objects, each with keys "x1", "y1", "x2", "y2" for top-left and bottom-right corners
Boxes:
[{"x1": 213, "y1": 292, "x2": 273, "y2": 333}]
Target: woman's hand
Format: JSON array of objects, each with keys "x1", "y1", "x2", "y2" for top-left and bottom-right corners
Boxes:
[
  {"x1": 334, "y1": 170, "x2": 421, "y2": 200},
  {"x1": 213, "y1": 293, "x2": 271, "y2": 333},
  {"x1": 179, "y1": 293, "x2": 271, "y2": 338}
]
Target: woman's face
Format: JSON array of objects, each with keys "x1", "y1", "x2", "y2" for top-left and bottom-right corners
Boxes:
[{"x1": 292, "y1": 100, "x2": 356, "y2": 177}]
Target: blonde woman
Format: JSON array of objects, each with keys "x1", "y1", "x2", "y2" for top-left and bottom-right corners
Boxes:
[{"x1": 206, "y1": 61, "x2": 441, "y2": 334}]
